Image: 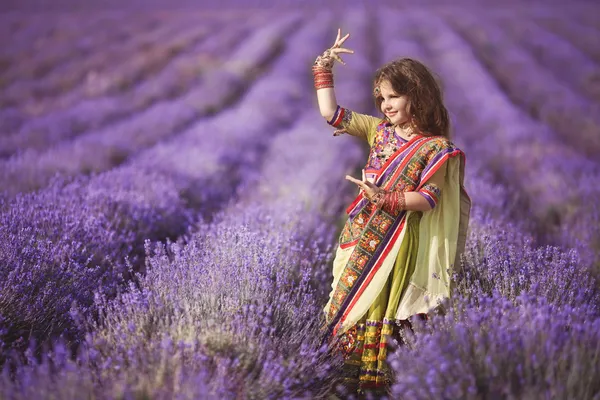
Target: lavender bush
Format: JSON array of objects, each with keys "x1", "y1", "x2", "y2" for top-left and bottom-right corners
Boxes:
[
  {"x1": 457, "y1": 218, "x2": 600, "y2": 313},
  {"x1": 0, "y1": 169, "x2": 191, "y2": 358},
  {"x1": 389, "y1": 295, "x2": 600, "y2": 400},
  {"x1": 80, "y1": 209, "x2": 340, "y2": 399}
]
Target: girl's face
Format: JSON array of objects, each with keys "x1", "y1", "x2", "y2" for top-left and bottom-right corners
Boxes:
[{"x1": 378, "y1": 80, "x2": 410, "y2": 126}]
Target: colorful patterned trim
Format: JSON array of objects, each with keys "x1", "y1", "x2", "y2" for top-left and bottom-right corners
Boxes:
[
  {"x1": 419, "y1": 182, "x2": 441, "y2": 209},
  {"x1": 374, "y1": 135, "x2": 429, "y2": 190},
  {"x1": 417, "y1": 151, "x2": 463, "y2": 191},
  {"x1": 418, "y1": 139, "x2": 463, "y2": 187},
  {"x1": 419, "y1": 191, "x2": 437, "y2": 209},
  {"x1": 337, "y1": 317, "x2": 405, "y2": 393},
  {"x1": 327, "y1": 105, "x2": 341, "y2": 126},
  {"x1": 327, "y1": 105, "x2": 353, "y2": 128},
  {"x1": 340, "y1": 238, "x2": 359, "y2": 249},
  {"x1": 341, "y1": 107, "x2": 353, "y2": 127},
  {"x1": 331, "y1": 216, "x2": 407, "y2": 335}
]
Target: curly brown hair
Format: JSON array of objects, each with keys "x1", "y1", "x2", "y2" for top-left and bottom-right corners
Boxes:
[{"x1": 373, "y1": 58, "x2": 450, "y2": 138}]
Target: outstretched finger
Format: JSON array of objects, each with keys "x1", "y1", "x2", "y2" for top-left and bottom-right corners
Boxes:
[
  {"x1": 345, "y1": 175, "x2": 365, "y2": 188},
  {"x1": 335, "y1": 28, "x2": 341, "y2": 44},
  {"x1": 332, "y1": 47, "x2": 354, "y2": 54},
  {"x1": 336, "y1": 32, "x2": 350, "y2": 47}
]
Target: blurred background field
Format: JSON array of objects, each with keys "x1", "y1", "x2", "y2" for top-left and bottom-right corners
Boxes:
[{"x1": 1, "y1": 1, "x2": 600, "y2": 398}]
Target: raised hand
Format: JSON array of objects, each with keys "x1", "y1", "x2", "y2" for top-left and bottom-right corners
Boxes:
[
  {"x1": 345, "y1": 174, "x2": 380, "y2": 200},
  {"x1": 329, "y1": 28, "x2": 354, "y2": 66},
  {"x1": 314, "y1": 28, "x2": 354, "y2": 69}
]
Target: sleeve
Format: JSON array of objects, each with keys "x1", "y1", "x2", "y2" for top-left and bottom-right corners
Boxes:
[
  {"x1": 418, "y1": 161, "x2": 446, "y2": 210},
  {"x1": 327, "y1": 105, "x2": 381, "y2": 146}
]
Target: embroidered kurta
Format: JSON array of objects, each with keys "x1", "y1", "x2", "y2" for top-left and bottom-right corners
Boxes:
[{"x1": 323, "y1": 105, "x2": 471, "y2": 391}]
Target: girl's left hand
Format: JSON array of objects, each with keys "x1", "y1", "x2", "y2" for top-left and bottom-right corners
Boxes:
[{"x1": 345, "y1": 175, "x2": 381, "y2": 200}]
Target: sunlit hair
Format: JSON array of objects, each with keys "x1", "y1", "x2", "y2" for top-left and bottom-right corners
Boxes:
[{"x1": 373, "y1": 58, "x2": 450, "y2": 138}]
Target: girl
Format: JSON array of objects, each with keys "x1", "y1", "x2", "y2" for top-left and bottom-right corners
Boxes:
[{"x1": 313, "y1": 29, "x2": 471, "y2": 394}]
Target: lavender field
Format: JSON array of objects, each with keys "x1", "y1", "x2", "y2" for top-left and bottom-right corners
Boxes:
[{"x1": 1, "y1": 2, "x2": 600, "y2": 399}]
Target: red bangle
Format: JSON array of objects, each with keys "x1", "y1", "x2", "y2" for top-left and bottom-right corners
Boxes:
[
  {"x1": 380, "y1": 190, "x2": 406, "y2": 214},
  {"x1": 312, "y1": 66, "x2": 334, "y2": 89}
]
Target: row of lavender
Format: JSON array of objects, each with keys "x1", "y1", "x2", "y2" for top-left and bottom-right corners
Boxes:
[
  {"x1": 1, "y1": 5, "x2": 600, "y2": 398},
  {"x1": 0, "y1": 13, "x2": 169, "y2": 133},
  {"x1": 0, "y1": 14, "x2": 277, "y2": 195},
  {"x1": 1, "y1": 14, "x2": 199, "y2": 108},
  {"x1": 0, "y1": 10, "x2": 303, "y2": 358},
  {"x1": 1, "y1": 20, "x2": 213, "y2": 155},
  {"x1": 0, "y1": 13, "x2": 147, "y2": 83},
  {"x1": 0, "y1": 13, "x2": 270, "y2": 153}
]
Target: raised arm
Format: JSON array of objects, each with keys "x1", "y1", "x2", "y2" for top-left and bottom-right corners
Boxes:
[
  {"x1": 316, "y1": 86, "x2": 338, "y2": 122},
  {"x1": 313, "y1": 28, "x2": 354, "y2": 122}
]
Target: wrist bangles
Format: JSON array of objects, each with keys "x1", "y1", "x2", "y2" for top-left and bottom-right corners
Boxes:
[
  {"x1": 313, "y1": 65, "x2": 333, "y2": 89},
  {"x1": 313, "y1": 48, "x2": 335, "y2": 90},
  {"x1": 369, "y1": 190, "x2": 406, "y2": 214}
]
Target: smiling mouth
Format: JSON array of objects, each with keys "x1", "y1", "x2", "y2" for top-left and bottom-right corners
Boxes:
[{"x1": 386, "y1": 111, "x2": 397, "y2": 116}]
